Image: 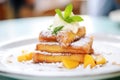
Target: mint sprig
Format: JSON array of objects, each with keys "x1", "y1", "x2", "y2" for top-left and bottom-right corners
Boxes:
[
  {"x1": 55, "y1": 4, "x2": 83, "y2": 23},
  {"x1": 52, "y1": 26, "x2": 64, "y2": 35}
]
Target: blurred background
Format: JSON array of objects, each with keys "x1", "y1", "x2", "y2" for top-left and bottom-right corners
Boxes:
[{"x1": 0, "y1": 0, "x2": 119, "y2": 20}]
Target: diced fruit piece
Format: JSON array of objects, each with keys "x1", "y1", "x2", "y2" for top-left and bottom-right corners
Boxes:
[
  {"x1": 84, "y1": 54, "x2": 96, "y2": 68},
  {"x1": 17, "y1": 52, "x2": 33, "y2": 62},
  {"x1": 25, "y1": 52, "x2": 33, "y2": 60},
  {"x1": 95, "y1": 55, "x2": 106, "y2": 65},
  {"x1": 62, "y1": 58, "x2": 80, "y2": 69},
  {"x1": 18, "y1": 55, "x2": 27, "y2": 62}
]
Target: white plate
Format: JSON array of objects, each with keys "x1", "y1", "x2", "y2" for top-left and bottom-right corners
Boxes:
[{"x1": 0, "y1": 34, "x2": 120, "y2": 80}]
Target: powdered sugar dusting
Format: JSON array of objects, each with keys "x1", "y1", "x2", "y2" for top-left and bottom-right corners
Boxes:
[
  {"x1": 40, "y1": 30, "x2": 54, "y2": 38},
  {"x1": 38, "y1": 36, "x2": 91, "y2": 47},
  {"x1": 34, "y1": 51, "x2": 71, "y2": 56},
  {"x1": 71, "y1": 36, "x2": 91, "y2": 47}
]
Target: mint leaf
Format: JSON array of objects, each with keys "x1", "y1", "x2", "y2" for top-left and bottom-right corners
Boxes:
[
  {"x1": 64, "y1": 4, "x2": 73, "y2": 19},
  {"x1": 65, "y1": 16, "x2": 83, "y2": 23},
  {"x1": 55, "y1": 9, "x2": 64, "y2": 19},
  {"x1": 48, "y1": 25, "x2": 53, "y2": 30},
  {"x1": 52, "y1": 26, "x2": 64, "y2": 35},
  {"x1": 70, "y1": 16, "x2": 83, "y2": 22},
  {"x1": 64, "y1": 17, "x2": 73, "y2": 23}
]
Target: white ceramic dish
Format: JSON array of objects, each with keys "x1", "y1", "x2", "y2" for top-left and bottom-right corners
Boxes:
[{"x1": 0, "y1": 34, "x2": 120, "y2": 80}]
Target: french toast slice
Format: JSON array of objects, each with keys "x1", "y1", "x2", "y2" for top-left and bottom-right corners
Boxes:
[
  {"x1": 36, "y1": 36, "x2": 93, "y2": 54},
  {"x1": 33, "y1": 52, "x2": 85, "y2": 63},
  {"x1": 39, "y1": 27, "x2": 86, "y2": 46}
]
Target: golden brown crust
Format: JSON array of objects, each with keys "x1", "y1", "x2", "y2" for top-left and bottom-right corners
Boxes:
[
  {"x1": 36, "y1": 36, "x2": 93, "y2": 54},
  {"x1": 36, "y1": 44, "x2": 90, "y2": 54},
  {"x1": 33, "y1": 52, "x2": 85, "y2": 63}
]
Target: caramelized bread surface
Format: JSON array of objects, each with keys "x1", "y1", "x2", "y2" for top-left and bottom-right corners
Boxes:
[
  {"x1": 33, "y1": 52, "x2": 85, "y2": 63},
  {"x1": 36, "y1": 36, "x2": 93, "y2": 54}
]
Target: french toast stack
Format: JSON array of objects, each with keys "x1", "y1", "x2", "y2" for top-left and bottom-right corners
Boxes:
[
  {"x1": 17, "y1": 4, "x2": 107, "y2": 69},
  {"x1": 33, "y1": 27, "x2": 94, "y2": 63},
  {"x1": 17, "y1": 3, "x2": 108, "y2": 69}
]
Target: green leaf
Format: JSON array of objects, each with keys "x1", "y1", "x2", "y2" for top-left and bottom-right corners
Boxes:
[
  {"x1": 64, "y1": 4, "x2": 73, "y2": 19},
  {"x1": 55, "y1": 9, "x2": 64, "y2": 19},
  {"x1": 52, "y1": 26, "x2": 64, "y2": 35},
  {"x1": 48, "y1": 25, "x2": 53, "y2": 30},
  {"x1": 70, "y1": 16, "x2": 84, "y2": 22},
  {"x1": 64, "y1": 17, "x2": 73, "y2": 23}
]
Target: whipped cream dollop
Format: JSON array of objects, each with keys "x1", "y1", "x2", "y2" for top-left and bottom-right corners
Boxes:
[{"x1": 51, "y1": 12, "x2": 82, "y2": 33}]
